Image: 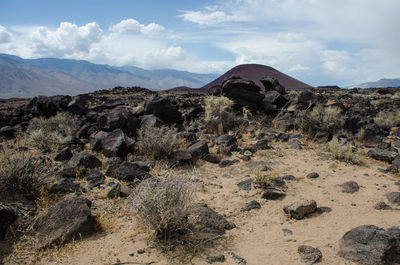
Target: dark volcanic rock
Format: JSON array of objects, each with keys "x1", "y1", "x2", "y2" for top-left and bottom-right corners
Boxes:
[
  {"x1": 69, "y1": 152, "x2": 101, "y2": 169},
  {"x1": 106, "y1": 161, "x2": 150, "y2": 183},
  {"x1": 85, "y1": 171, "x2": 105, "y2": 189},
  {"x1": 283, "y1": 200, "x2": 317, "y2": 220},
  {"x1": 386, "y1": 192, "x2": 400, "y2": 205},
  {"x1": 216, "y1": 134, "x2": 237, "y2": 146},
  {"x1": 337, "y1": 225, "x2": 400, "y2": 265},
  {"x1": 220, "y1": 76, "x2": 265, "y2": 111},
  {"x1": 187, "y1": 140, "x2": 209, "y2": 158},
  {"x1": 262, "y1": 189, "x2": 286, "y2": 200},
  {"x1": 48, "y1": 179, "x2": 84, "y2": 195},
  {"x1": 298, "y1": 245, "x2": 322, "y2": 264},
  {"x1": 206, "y1": 254, "x2": 225, "y2": 264},
  {"x1": 97, "y1": 129, "x2": 129, "y2": 158},
  {"x1": 145, "y1": 94, "x2": 183, "y2": 124},
  {"x1": 306, "y1": 172, "x2": 320, "y2": 179},
  {"x1": 260, "y1": 76, "x2": 287, "y2": 94},
  {"x1": 368, "y1": 148, "x2": 398, "y2": 163},
  {"x1": 237, "y1": 179, "x2": 253, "y2": 191},
  {"x1": 338, "y1": 181, "x2": 360, "y2": 194},
  {"x1": 140, "y1": 114, "x2": 164, "y2": 128},
  {"x1": 241, "y1": 200, "x2": 261, "y2": 211},
  {"x1": 188, "y1": 203, "x2": 235, "y2": 235},
  {"x1": 98, "y1": 106, "x2": 138, "y2": 136},
  {"x1": 219, "y1": 159, "x2": 240, "y2": 168},
  {"x1": 34, "y1": 198, "x2": 95, "y2": 249},
  {"x1": 54, "y1": 146, "x2": 73, "y2": 162},
  {"x1": 168, "y1": 151, "x2": 192, "y2": 167}
]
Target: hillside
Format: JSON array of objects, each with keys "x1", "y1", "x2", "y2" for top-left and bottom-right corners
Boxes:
[
  {"x1": 354, "y1": 78, "x2": 400, "y2": 88},
  {"x1": 0, "y1": 54, "x2": 217, "y2": 98},
  {"x1": 201, "y1": 64, "x2": 313, "y2": 92}
]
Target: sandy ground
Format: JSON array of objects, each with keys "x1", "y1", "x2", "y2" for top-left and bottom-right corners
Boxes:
[{"x1": 10, "y1": 140, "x2": 400, "y2": 265}]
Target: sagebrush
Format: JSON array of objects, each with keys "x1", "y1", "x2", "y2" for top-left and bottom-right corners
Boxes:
[
  {"x1": 136, "y1": 124, "x2": 179, "y2": 160},
  {"x1": 131, "y1": 173, "x2": 196, "y2": 242},
  {"x1": 374, "y1": 110, "x2": 400, "y2": 128},
  {"x1": 204, "y1": 96, "x2": 235, "y2": 134},
  {"x1": 298, "y1": 105, "x2": 345, "y2": 137}
]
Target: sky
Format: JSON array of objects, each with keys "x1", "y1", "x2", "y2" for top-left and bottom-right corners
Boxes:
[{"x1": 0, "y1": 0, "x2": 399, "y2": 87}]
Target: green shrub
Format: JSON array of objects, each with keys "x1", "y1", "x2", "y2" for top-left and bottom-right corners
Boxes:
[
  {"x1": 204, "y1": 96, "x2": 235, "y2": 134},
  {"x1": 27, "y1": 112, "x2": 80, "y2": 137},
  {"x1": 26, "y1": 129, "x2": 63, "y2": 153},
  {"x1": 136, "y1": 124, "x2": 179, "y2": 160},
  {"x1": 131, "y1": 173, "x2": 196, "y2": 242},
  {"x1": 298, "y1": 105, "x2": 345, "y2": 137}
]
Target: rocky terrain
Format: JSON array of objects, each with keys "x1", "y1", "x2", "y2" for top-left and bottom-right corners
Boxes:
[{"x1": 0, "y1": 75, "x2": 400, "y2": 265}]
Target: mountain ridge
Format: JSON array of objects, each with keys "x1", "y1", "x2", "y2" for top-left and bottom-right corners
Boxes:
[{"x1": 353, "y1": 78, "x2": 400, "y2": 89}]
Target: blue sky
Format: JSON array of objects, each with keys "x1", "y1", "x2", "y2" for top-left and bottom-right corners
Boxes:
[{"x1": 0, "y1": 0, "x2": 399, "y2": 87}]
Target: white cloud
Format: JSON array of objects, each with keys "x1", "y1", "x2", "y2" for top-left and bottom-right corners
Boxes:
[
  {"x1": 29, "y1": 22, "x2": 102, "y2": 57},
  {"x1": 0, "y1": 25, "x2": 12, "y2": 43},
  {"x1": 110, "y1": 19, "x2": 164, "y2": 36},
  {"x1": 288, "y1": 64, "x2": 310, "y2": 73},
  {"x1": 178, "y1": 7, "x2": 247, "y2": 26}
]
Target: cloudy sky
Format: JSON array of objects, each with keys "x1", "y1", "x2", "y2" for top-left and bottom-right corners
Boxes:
[{"x1": 0, "y1": 0, "x2": 399, "y2": 87}]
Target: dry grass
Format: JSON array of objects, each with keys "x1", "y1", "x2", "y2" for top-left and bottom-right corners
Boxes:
[
  {"x1": 130, "y1": 172, "x2": 196, "y2": 244},
  {"x1": 298, "y1": 105, "x2": 345, "y2": 138},
  {"x1": 327, "y1": 136, "x2": 361, "y2": 164},
  {"x1": 374, "y1": 110, "x2": 400, "y2": 128},
  {"x1": 0, "y1": 142, "x2": 51, "y2": 200},
  {"x1": 204, "y1": 96, "x2": 235, "y2": 134},
  {"x1": 136, "y1": 124, "x2": 179, "y2": 160}
]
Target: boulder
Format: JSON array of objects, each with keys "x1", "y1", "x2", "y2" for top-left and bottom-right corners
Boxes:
[
  {"x1": 220, "y1": 76, "x2": 264, "y2": 111},
  {"x1": 263, "y1": 90, "x2": 289, "y2": 108},
  {"x1": 145, "y1": 94, "x2": 183, "y2": 124},
  {"x1": 188, "y1": 203, "x2": 235, "y2": 235},
  {"x1": 54, "y1": 146, "x2": 73, "y2": 162},
  {"x1": 260, "y1": 77, "x2": 286, "y2": 94},
  {"x1": 97, "y1": 129, "x2": 129, "y2": 158},
  {"x1": 283, "y1": 200, "x2": 317, "y2": 220},
  {"x1": 67, "y1": 95, "x2": 88, "y2": 115},
  {"x1": 168, "y1": 151, "x2": 193, "y2": 167},
  {"x1": 34, "y1": 198, "x2": 96, "y2": 249},
  {"x1": 338, "y1": 181, "x2": 359, "y2": 194},
  {"x1": 298, "y1": 245, "x2": 322, "y2": 264},
  {"x1": 368, "y1": 148, "x2": 398, "y2": 163},
  {"x1": 386, "y1": 192, "x2": 400, "y2": 205},
  {"x1": 98, "y1": 106, "x2": 138, "y2": 136},
  {"x1": 140, "y1": 114, "x2": 164, "y2": 128},
  {"x1": 85, "y1": 171, "x2": 105, "y2": 189},
  {"x1": 216, "y1": 134, "x2": 236, "y2": 146},
  {"x1": 48, "y1": 179, "x2": 84, "y2": 195},
  {"x1": 69, "y1": 152, "x2": 101, "y2": 169},
  {"x1": 25, "y1": 96, "x2": 59, "y2": 118},
  {"x1": 187, "y1": 141, "x2": 209, "y2": 158},
  {"x1": 106, "y1": 161, "x2": 150, "y2": 183},
  {"x1": 337, "y1": 225, "x2": 400, "y2": 265}
]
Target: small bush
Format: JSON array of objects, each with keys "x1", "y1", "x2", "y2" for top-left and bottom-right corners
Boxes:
[
  {"x1": 204, "y1": 96, "x2": 235, "y2": 134},
  {"x1": 374, "y1": 110, "x2": 400, "y2": 129},
  {"x1": 26, "y1": 129, "x2": 63, "y2": 153},
  {"x1": 136, "y1": 124, "x2": 179, "y2": 160},
  {"x1": 328, "y1": 136, "x2": 360, "y2": 164},
  {"x1": 298, "y1": 105, "x2": 345, "y2": 137},
  {"x1": 0, "y1": 146, "x2": 51, "y2": 200},
  {"x1": 27, "y1": 112, "x2": 80, "y2": 137},
  {"x1": 131, "y1": 173, "x2": 196, "y2": 242}
]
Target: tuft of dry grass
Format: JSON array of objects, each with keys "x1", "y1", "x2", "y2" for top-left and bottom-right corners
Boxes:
[
  {"x1": 130, "y1": 172, "x2": 196, "y2": 244},
  {"x1": 204, "y1": 96, "x2": 235, "y2": 134},
  {"x1": 327, "y1": 136, "x2": 361, "y2": 164},
  {"x1": 374, "y1": 110, "x2": 400, "y2": 129},
  {"x1": 136, "y1": 124, "x2": 179, "y2": 160},
  {"x1": 298, "y1": 105, "x2": 345, "y2": 138}
]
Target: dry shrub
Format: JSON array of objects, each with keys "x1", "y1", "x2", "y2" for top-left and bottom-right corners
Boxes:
[
  {"x1": 136, "y1": 124, "x2": 179, "y2": 160},
  {"x1": 131, "y1": 172, "x2": 196, "y2": 244},
  {"x1": 26, "y1": 112, "x2": 80, "y2": 153},
  {"x1": 204, "y1": 96, "x2": 235, "y2": 134},
  {"x1": 0, "y1": 144, "x2": 51, "y2": 200},
  {"x1": 374, "y1": 110, "x2": 400, "y2": 129},
  {"x1": 298, "y1": 105, "x2": 345, "y2": 137},
  {"x1": 328, "y1": 136, "x2": 360, "y2": 164}
]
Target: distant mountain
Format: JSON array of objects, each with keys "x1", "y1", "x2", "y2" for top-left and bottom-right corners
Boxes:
[
  {"x1": 354, "y1": 78, "x2": 400, "y2": 89},
  {"x1": 0, "y1": 54, "x2": 217, "y2": 98},
  {"x1": 200, "y1": 64, "x2": 313, "y2": 93}
]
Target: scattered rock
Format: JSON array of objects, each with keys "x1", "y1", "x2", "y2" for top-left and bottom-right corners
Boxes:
[
  {"x1": 48, "y1": 179, "x2": 84, "y2": 195},
  {"x1": 229, "y1": 251, "x2": 247, "y2": 265},
  {"x1": 34, "y1": 198, "x2": 96, "y2": 249},
  {"x1": 253, "y1": 139, "x2": 270, "y2": 151},
  {"x1": 298, "y1": 245, "x2": 322, "y2": 264},
  {"x1": 0, "y1": 204, "x2": 18, "y2": 240},
  {"x1": 241, "y1": 200, "x2": 261, "y2": 211},
  {"x1": 69, "y1": 152, "x2": 101, "y2": 169},
  {"x1": 262, "y1": 189, "x2": 286, "y2": 200},
  {"x1": 168, "y1": 151, "x2": 192, "y2": 167},
  {"x1": 368, "y1": 148, "x2": 398, "y2": 163},
  {"x1": 219, "y1": 159, "x2": 240, "y2": 168},
  {"x1": 97, "y1": 129, "x2": 129, "y2": 158},
  {"x1": 237, "y1": 179, "x2": 253, "y2": 191},
  {"x1": 338, "y1": 181, "x2": 360, "y2": 194},
  {"x1": 374, "y1": 201, "x2": 392, "y2": 210},
  {"x1": 187, "y1": 140, "x2": 209, "y2": 158},
  {"x1": 306, "y1": 172, "x2": 320, "y2": 179},
  {"x1": 282, "y1": 229, "x2": 293, "y2": 236},
  {"x1": 245, "y1": 161, "x2": 270, "y2": 171},
  {"x1": 54, "y1": 146, "x2": 73, "y2": 162},
  {"x1": 188, "y1": 203, "x2": 235, "y2": 235},
  {"x1": 386, "y1": 192, "x2": 400, "y2": 205},
  {"x1": 283, "y1": 200, "x2": 318, "y2": 220},
  {"x1": 145, "y1": 94, "x2": 183, "y2": 124},
  {"x1": 206, "y1": 254, "x2": 225, "y2": 264},
  {"x1": 289, "y1": 138, "x2": 303, "y2": 149},
  {"x1": 85, "y1": 171, "x2": 105, "y2": 189},
  {"x1": 107, "y1": 183, "x2": 121, "y2": 198},
  {"x1": 106, "y1": 161, "x2": 150, "y2": 183},
  {"x1": 216, "y1": 134, "x2": 237, "y2": 146},
  {"x1": 337, "y1": 225, "x2": 400, "y2": 265}
]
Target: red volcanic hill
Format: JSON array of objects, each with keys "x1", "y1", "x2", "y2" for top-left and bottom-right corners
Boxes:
[{"x1": 202, "y1": 64, "x2": 312, "y2": 92}]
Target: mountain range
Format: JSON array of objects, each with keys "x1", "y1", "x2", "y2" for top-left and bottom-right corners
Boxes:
[
  {"x1": 0, "y1": 54, "x2": 217, "y2": 98},
  {"x1": 354, "y1": 78, "x2": 400, "y2": 89}
]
